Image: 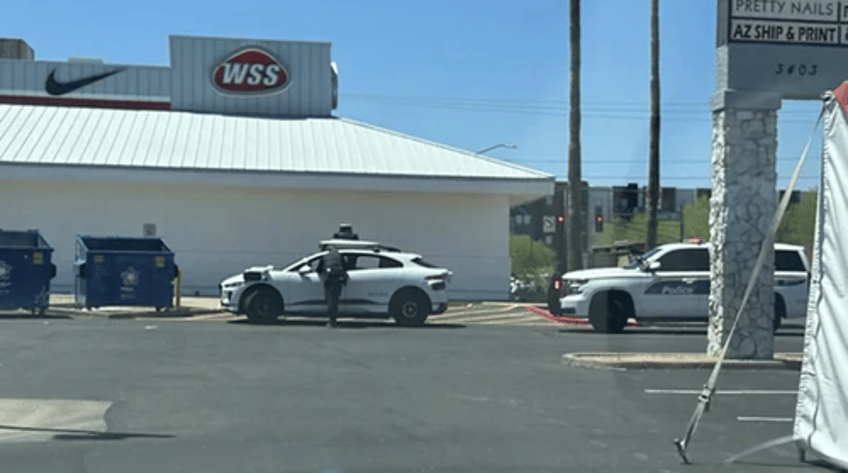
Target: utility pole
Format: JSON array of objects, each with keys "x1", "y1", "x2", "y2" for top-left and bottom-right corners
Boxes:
[
  {"x1": 646, "y1": 0, "x2": 661, "y2": 250},
  {"x1": 568, "y1": 0, "x2": 583, "y2": 271}
]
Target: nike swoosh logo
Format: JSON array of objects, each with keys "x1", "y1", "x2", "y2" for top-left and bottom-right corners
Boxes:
[{"x1": 45, "y1": 68, "x2": 126, "y2": 96}]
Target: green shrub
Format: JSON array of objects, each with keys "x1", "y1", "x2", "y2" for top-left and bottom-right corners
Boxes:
[{"x1": 509, "y1": 234, "x2": 556, "y2": 301}]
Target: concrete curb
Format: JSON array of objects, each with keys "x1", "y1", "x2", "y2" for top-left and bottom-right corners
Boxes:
[
  {"x1": 46, "y1": 306, "x2": 224, "y2": 319},
  {"x1": 562, "y1": 352, "x2": 802, "y2": 370},
  {"x1": 43, "y1": 295, "x2": 225, "y2": 319}
]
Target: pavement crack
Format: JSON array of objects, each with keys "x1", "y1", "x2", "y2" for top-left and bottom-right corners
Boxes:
[
  {"x1": 446, "y1": 392, "x2": 570, "y2": 426},
  {"x1": 302, "y1": 338, "x2": 372, "y2": 370}
]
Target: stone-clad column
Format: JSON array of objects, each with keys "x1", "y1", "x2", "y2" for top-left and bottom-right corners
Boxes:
[{"x1": 708, "y1": 90, "x2": 780, "y2": 359}]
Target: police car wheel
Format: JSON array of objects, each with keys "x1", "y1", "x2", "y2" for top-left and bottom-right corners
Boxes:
[
  {"x1": 244, "y1": 287, "x2": 283, "y2": 324},
  {"x1": 588, "y1": 292, "x2": 630, "y2": 334},
  {"x1": 391, "y1": 289, "x2": 430, "y2": 327}
]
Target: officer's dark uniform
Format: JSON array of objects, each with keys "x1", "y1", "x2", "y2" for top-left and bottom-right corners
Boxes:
[{"x1": 317, "y1": 245, "x2": 347, "y2": 327}]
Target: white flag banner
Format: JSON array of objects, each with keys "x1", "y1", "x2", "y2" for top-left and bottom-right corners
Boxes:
[{"x1": 793, "y1": 95, "x2": 848, "y2": 470}]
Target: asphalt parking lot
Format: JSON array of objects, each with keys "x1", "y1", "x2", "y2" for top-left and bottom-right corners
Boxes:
[
  {"x1": 0, "y1": 295, "x2": 828, "y2": 473},
  {"x1": 31, "y1": 295, "x2": 563, "y2": 327},
  {"x1": 24, "y1": 294, "x2": 811, "y2": 333}
]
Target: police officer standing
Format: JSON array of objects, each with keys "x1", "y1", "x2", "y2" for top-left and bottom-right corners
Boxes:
[{"x1": 317, "y1": 245, "x2": 348, "y2": 327}]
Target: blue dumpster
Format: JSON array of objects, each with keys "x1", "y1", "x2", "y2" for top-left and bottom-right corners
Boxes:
[
  {"x1": 0, "y1": 229, "x2": 56, "y2": 315},
  {"x1": 74, "y1": 235, "x2": 177, "y2": 310}
]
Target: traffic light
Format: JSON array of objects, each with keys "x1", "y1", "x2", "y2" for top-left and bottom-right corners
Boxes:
[
  {"x1": 595, "y1": 214, "x2": 604, "y2": 232},
  {"x1": 556, "y1": 214, "x2": 566, "y2": 251}
]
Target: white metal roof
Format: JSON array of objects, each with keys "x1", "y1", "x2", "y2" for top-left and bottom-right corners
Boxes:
[{"x1": 0, "y1": 104, "x2": 551, "y2": 181}]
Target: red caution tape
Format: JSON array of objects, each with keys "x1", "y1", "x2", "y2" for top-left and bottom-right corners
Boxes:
[{"x1": 526, "y1": 305, "x2": 638, "y2": 326}]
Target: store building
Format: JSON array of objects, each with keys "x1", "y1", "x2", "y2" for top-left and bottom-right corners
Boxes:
[{"x1": 0, "y1": 35, "x2": 553, "y2": 300}]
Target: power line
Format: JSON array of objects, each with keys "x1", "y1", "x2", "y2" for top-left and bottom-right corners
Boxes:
[
  {"x1": 347, "y1": 102, "x2": 817, "y2": 122},
  {"x1": 551, "y1": 174, "x2": 820, "y2": 182},
  {"x1": 343, "y1": 92, "x2": 707, "y2": 106},
  {"x1": 341, "y1": 93, "x2": 822, "y2": 119},
  {"x1": 343, "y1": 92, "x2": 820, "y2": 113},
  {"x1": 580, "y1": 175, "x2": 820, "y2": 181},
  {"x1": 509, "y1": 157, "x2": 813, "y2": 164}
]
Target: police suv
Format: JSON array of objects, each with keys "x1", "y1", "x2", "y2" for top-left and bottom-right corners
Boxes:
[
  {"x1": 220, "y1": 238, "x2": 452, "y2": 326},
  {"x1": 549, "y1": 242, "x2": 809, "y2": 333}
]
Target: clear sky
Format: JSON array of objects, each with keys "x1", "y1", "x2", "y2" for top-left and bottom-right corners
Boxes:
[{"x1": 7, "y1": 0, "x2": 825, "y2": 190}]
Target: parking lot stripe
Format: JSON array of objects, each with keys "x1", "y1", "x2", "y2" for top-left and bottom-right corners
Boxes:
[
  {"x1": 427, "y1": 311, "x2": 559, "y2": 326},
  {"x1": 456, "y1": 312, "x2": 534, "y2": 322},
  {"x1": 429, "y1": 310, "x2": 506, "y2": 319},
  {"x1": 645, "y1": 389, "x2": 797, "y2": 395},
  {"x1": 736, "y1": 416, "x2": 793, "y2": 422},
  {"x1": 433, "y1": 305, "x2": 522, "y2": 317},
  {"x1": 476, "y1": 314, "x2": 551, "y2": 324}
]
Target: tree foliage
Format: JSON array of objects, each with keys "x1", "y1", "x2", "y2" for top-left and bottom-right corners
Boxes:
[
  {"x1": 681, "y1": 195, "x2": 711, "y2": 242},
  {"x1": 596, "y1": 213, "x2": 681, "y2": 248},
  {"x1": 509, "y1": 234, "x2": 557, "y2": 301},
  {"x1": 676, "y1": 191, "x2": 818, "y2": 255},
  {"x1": 510, "y1": 234, "x2": 556, "y2": 276},
  {"x1": 648, "y1": 191, "x2": 816, "y2": 257},
  {"x1": 776, "y1": 191, "x2": 817, "y2": 257}
]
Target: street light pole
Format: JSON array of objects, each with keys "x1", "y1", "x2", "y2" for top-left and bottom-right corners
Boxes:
[{"x1": 477, "y1": 143, "x2": 517, "y2": 154}]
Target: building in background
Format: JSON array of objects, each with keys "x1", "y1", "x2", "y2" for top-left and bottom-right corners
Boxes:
[
  {"x1": 512, "y1": 182, "x2": 707, "y2": 243},
  {"x1": 511, "y1": 180, "x2": 805, "y2": 266},
  {"x1": 0, "y1": 36, "x2": 553, "y2": 300}
]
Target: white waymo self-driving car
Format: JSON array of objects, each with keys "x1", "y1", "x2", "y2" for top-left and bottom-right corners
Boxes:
[{"x1": 220, "y1": 238, "x2": 452, "y2": 326}]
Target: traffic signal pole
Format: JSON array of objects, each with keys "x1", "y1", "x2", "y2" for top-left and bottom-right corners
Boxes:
[{"x1": 554, "y1": 185, "x2": 567, "y2": 273}]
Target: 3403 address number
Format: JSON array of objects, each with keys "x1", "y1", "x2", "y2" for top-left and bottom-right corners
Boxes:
[{"x1": 774, "y1": 64, "x2": 818, "y2": 76}]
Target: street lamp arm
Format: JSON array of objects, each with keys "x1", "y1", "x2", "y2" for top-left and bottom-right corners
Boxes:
[{"x1": 477, "y1": 143, "x2": 517, "y2": 154}]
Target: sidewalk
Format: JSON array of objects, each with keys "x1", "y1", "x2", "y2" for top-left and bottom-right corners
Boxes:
[{"x1": 46, "y1": 293, "x2": 226, "y2": 319}]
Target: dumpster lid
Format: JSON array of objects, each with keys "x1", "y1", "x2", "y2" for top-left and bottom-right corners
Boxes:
[
  {"x1": 0, "y1": 230, "x2": 52, "y2": 249},
  {"x1": 77, "y1": 235, "x2": 172, "y2": 253}
]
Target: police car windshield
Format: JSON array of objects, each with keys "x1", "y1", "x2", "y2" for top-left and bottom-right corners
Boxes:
[{"x1": 624, "y1": 247, "x2": 662, "y2": 269}]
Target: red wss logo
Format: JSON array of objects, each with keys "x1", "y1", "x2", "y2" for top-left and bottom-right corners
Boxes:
[{"x1": 212, "y1": 48, "x2": 289, "y2": 94}]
